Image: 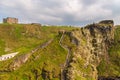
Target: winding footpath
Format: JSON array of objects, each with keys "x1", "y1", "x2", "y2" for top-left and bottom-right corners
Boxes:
[{"x1": 59, "y1": 31, "x2": 71, "y2": 80}]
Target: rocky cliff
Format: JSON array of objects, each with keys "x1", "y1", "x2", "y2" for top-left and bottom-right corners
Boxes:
[{"x1": 62, "y1": 20, "x2": 115, "y2": 80}]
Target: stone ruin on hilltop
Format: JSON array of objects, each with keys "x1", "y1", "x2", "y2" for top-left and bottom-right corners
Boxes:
[{"x1": 3, "y1": 17, "x2": 18, "y2": 24}]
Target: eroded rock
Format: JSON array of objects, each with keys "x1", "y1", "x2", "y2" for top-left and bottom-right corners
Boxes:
[{"x1": 65, "y1": 20, "x2": 114, "y2": 80}]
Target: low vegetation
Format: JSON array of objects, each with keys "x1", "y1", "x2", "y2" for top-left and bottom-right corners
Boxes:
[
  {"x1": 0, "y1": 23, "x2": 77, "y2": 80},
  {"x1": 97, "y1": 25, "x2": 120, "y2": 77},
  {"x1": 0, "y1": 23, "x2": 120, "y2": 80}
]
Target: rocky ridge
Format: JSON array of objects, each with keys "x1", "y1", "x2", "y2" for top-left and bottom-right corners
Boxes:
[{"x1": 63, "y1": 20, "x2": 115, "y2": 80}]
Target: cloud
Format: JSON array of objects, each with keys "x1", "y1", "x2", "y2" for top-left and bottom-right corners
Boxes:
[{"x1": 0, "y1": 0, "x2": 120, "y2": 26}]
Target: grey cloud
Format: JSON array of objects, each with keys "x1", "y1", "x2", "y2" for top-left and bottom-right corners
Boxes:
[
  {"x1": 81, "y1": 0, "x2": 98, "y2": 5},
  {"x1": 0, "y1": 0, "x2": 120, "y2": 26}
]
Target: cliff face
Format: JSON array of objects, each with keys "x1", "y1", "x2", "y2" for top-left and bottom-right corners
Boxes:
[{"x1": 65, "y1": 21, "x2": 114, "y2": 80}]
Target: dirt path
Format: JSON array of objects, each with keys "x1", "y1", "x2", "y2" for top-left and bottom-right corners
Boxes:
[
  {"x1": 0, "y1": 39, "x2": 54, "y2": 72},
  {"x1": 31, "y1": 39, "x2": 53, "y2": 54},
  {"x1": 59, "y1": 32, "x2": 71, "y2": 80}
]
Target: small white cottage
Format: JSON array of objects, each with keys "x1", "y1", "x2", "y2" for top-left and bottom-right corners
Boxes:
[{"x1": 0, "y1": 52, "x2": 19, "y2": 61}]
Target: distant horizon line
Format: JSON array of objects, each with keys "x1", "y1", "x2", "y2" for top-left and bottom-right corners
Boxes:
[{"x1": 0, "y1": 18, "x2": 119, "y2": 27}]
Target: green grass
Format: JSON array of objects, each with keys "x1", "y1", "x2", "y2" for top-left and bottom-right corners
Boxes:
[
  {"x1": 0, "y1": 23, "x2": 77, "y2": 80},
  {"x1": 0, "y1": 39, "x2": 5, "y2": 55},
  {"x1": 0, "y1": 35, "x2": 67, "y2": 80},
  {"x1": 0, "y1": 23, "x2": 120, "y2": 80},
  {"x1": 97, "y1": 25, "x2": 120, "y2": 77}
]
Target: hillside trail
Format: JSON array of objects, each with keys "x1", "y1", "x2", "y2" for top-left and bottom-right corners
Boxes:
[
  {"x1": 59, "y1": 31, "x2": 71, "y2": 80},
  {"x1": 0, "y1": 39, "x2": 53, "y2": 73},
  {"x1": 30, "y1": 39, "x2": 53, "y2": 54},
  {"x1": 0, "y1": 39, "x2": 53, "y2": 61}
]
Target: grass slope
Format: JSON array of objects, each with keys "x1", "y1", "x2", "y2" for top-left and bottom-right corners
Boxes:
[
  {"x1": 0, "y1": 23, "x2": 76, "y2": 80},
  {"x1": 97, "y1": 25, "x2": 120, "y2": 77}
]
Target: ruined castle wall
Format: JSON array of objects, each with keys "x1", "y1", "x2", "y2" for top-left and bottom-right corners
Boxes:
[{"x1": 3, "y1": 17, "x2": 18, "y2": 24}]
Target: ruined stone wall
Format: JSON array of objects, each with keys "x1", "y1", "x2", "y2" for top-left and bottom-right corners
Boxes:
[{"x1": 3, "y1": 17, "x2": 18, "y2": 24}]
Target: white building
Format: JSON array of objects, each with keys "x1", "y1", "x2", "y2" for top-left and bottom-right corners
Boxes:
[{"x1": 0, "y1": 52, "x2": 19, "y2": 61}]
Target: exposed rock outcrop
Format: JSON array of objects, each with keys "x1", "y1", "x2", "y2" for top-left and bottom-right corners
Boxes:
[
  {"x1": 98, "y1": 77, "x2": 120, "y2": 80},
  {"x1": 9, "y1": 53, "x2": 31, "y2": 70},
  {"x1": 65, "y1": 20, "x2": 114, "y2": 80},
  {"x1": 99, "y1": 20, "x2": 114, "y2": 24}
]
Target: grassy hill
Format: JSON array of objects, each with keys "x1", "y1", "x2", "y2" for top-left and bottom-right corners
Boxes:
[
  {"x1": 0, "y1": 23, "x2": 77, "y2": 80},
  {"x1": 97, "y1": 25, "x2": 120, "y2": 77},
  {"x1": 0, "y1": 23, "x2": 120, "y2": 80}
]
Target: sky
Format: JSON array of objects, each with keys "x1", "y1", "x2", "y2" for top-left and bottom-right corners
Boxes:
[{"x1": 0, "y1": 0, "x2": 120, "y2": 26}]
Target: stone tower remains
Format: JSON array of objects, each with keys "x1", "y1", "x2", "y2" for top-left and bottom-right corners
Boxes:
[{"x1": 3, "y1": 17, "x2": 18, "y2": 24}]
